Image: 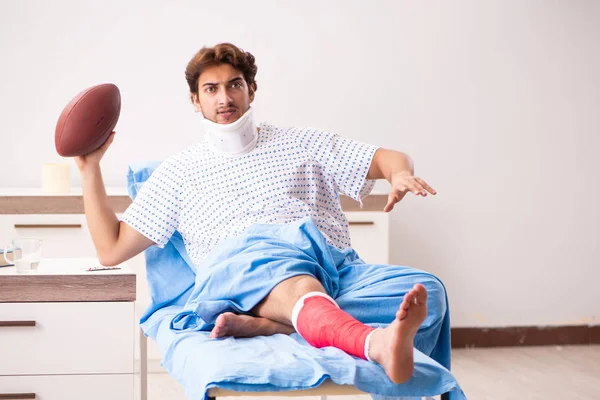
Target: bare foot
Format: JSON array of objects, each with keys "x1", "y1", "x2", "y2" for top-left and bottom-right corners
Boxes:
[
  {"x1": 210, "y1": 312, "x2": 296, "y2": 339},
  {"x1": 368, "y1": 283, "x2": 428, "y2": 384}
]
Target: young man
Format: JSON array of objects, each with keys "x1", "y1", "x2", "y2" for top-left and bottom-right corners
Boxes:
[{"x1": 76, "y1": 43, "x2": 440, "y2": 385}]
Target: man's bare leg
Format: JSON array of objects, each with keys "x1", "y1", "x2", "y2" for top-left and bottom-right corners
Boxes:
[
  {"x1": 210, "y1": 313, "x2": 295, "y2": 338},
  {"x1": 209, "y1": 275, "x2": 322, "y2": 338},
  {"x1": 252, "y1": 275, "x2": 327, "y2": 325},
  {"x1": 249, "y1": 275, "x2": 429, "y2": 384}
]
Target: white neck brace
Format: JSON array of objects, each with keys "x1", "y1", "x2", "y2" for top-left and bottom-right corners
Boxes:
[{"x1": 202, "y1": 107, "x2": 258, "y2": 158}]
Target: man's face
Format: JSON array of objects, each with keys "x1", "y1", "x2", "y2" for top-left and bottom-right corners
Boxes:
[{"x1": 193, "y1": 63, "x2": 254, "y2": 124}]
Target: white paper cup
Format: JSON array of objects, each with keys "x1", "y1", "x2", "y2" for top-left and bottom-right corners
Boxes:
[{"x1": 42, "y1": 163, "x2": 71, "y2": 194}]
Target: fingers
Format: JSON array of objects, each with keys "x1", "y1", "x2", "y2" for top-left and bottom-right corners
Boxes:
[
  {"x1": 384, "y1": 193, "x2": 397, "y2": 213},
  {"x1": 400, "y1": 177, "x2": 428, "y2": 196},
  {"x1": 73, "y1": 155, "x2": 86, "y2": 171},
  {"x1": 97, "y1": 131, "x2": 116, "y2": 154},
  {"x1": 408, "y1": 180, "x2": 427, "y2": 196},
  {"x1": 407, "y1": 179, "x2": 434, "y2": 196},
  {"x1": 385, "y1": 174, "x2": 437, "y2": 211},
  {"x1": 393, "y1": 175, "x2": 437, "y2": 197},
  {"x1": 416, "y1": 177, "x2": 437, "y2": 195},
  {"x1": 394, "y1": 181, "x2": 421, "y2": 197},
  {"x1": 104, "y1": 131, "x2": 116, "y2": 147},
  {"x1": 384, "y1": 191, "x2": 407, "y2": 212}
]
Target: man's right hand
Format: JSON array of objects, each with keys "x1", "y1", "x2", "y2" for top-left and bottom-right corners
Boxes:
[{"x1": 74, "y1": 131, "x2": 116, "y2": 173}]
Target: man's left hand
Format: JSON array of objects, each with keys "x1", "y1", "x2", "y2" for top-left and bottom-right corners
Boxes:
[{"x1": 384, "y1": 171, "x2": 437, "y2": 212}]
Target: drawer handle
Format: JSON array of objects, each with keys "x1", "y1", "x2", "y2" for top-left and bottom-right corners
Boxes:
[
  {"x1": 0, "y1": 394, "x2": 36, "y2": 399},
  {"x1": 14, "y1": 224, "x2": 82, "y2": 229},
  {"x1": 348, "y1": 221, "x2": 375, "y2": 225},
  {"x1": 0, "y1": 321, "x2": 36, "y2": 327}
]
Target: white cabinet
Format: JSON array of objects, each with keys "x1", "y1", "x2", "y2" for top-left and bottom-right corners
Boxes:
[
  {"x1": 347, "y1": 211, "x2": 390, "y2": 264},
  {"x1": 0, "y1": 302, "x2": 134, "y2": 375},
  {"x1": 0, "y1": 259, "x2": 136, "y2": 399},
  {"x1": 0, "y1": 375, "x2": 134, "y2": 400}
]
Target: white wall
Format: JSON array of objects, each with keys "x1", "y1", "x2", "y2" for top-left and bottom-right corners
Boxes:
[{"x1": 1, "y1": 0, "x2": 598, "y2": 327}]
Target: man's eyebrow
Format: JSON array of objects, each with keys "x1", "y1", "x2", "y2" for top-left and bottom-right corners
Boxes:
[{"x1": 202, "y1": 77, "x2": 243, "y2": 87}]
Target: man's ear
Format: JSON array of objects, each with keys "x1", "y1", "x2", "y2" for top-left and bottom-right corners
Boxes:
[
  {"x1": 249, "y1": 83, "x2": 257, "y2": 103},
  {"x1": 191, "y1": 93, "x2": 202, "y2": 113}
]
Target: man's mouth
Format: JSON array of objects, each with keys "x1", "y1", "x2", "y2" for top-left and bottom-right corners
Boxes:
[{"x1": 218, "y1": 108, "x2": 237, "y2": 118}]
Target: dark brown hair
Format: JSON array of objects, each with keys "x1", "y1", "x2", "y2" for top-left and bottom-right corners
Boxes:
[{"x1": 185, "y1": 43, "x2": 258, "y2": 103}]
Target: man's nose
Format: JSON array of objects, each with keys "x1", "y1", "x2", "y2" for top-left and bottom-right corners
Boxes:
[{"x1": 217, "y1": 88, "x2": 233, "y2": 105}]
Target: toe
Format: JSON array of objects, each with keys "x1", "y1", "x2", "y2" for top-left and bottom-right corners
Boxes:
[
  {"x1": 404, "y1": 292, "x2": 415, "y2": 307},
  {"x1": 218, "y1": 313, "x2": 231, "y2": 328},
  {"x1": 397, "y1": 308, "x2": 408, "y2": 321},
  {"x1": 413, "y1": 284, "x2": 428, "y2": 304}
]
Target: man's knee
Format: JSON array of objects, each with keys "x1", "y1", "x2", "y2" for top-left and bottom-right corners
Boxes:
[{"x1": 253, "y1": 274, "x2": 326, "y2": 324}]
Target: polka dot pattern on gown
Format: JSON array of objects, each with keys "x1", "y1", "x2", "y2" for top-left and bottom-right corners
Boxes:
[{"x1": 120, "y1": 122, "x2": 379, "y2": 269}]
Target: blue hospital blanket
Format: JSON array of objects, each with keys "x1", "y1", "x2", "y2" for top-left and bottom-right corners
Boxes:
[
  {"x1": 146, "y1": 306, "x2": 463, "y2": 400},
  {"x1": 127, "y1": 162, "x2": 466, "y2": 400}
]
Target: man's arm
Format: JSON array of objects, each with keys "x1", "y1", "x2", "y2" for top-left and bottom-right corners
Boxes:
[
  {"x1": 367, "y1": 148, "x2": 414, "y2": 180},
  {"x1": 76, "y1": 133, "x2": 155, "y2": 266},
  {"x1": 367, "y1": 148, "x2": 436, "y2": 212}
]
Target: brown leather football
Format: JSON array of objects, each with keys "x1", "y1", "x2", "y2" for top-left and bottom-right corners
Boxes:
[{"x1": 55, "y1": 83, "x2": 121, "y2": 157}]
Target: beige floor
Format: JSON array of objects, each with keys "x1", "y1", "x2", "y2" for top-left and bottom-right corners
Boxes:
[{"x1": 146, "y1": 345, "x2": 600, "y2": 400}]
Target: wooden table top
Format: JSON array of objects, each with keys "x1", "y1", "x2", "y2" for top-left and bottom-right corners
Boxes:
[{"x1": 0, "y1": 258, "x2": 136, "y2": 303}]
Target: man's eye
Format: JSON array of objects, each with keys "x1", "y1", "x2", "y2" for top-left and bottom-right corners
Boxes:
[
  {"x1": 206, "y1": 87, "x2": 216, "y2": 93},
  {"x1": 231, "y1": 82, "x2": 242, "y2": 89}
]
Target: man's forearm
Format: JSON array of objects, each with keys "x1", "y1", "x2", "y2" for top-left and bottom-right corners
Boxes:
[
  {"x1": 367, "y1": 148, "x2": 414, "y2": 181},
  {"x1": 80, "y1": 165, "x2": 121, "y2": 260}
]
